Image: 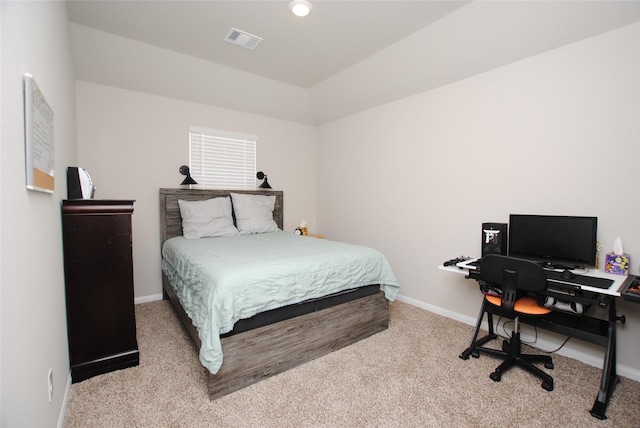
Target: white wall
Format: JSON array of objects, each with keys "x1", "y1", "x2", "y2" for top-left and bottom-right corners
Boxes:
[
  {"x1": 0, "y1": 1, "x2": 77, "y2": 426},
  {"x1": 75, "y1": 82, "x2": 317, "y2": 299},
  {"x1": 317, "y1": 23, "x2": 640, "y2": 375}
]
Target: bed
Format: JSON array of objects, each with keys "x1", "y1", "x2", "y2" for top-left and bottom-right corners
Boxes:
[{"x1": 159, "y1": 188, "x2": 399, "y2": 399}]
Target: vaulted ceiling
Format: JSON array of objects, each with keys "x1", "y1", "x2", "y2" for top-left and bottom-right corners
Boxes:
[{"x1": 67, "y1": 1, "x2": 640, "y2": 124}]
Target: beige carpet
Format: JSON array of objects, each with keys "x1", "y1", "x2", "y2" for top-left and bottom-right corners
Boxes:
[{"x1": 64, "y1": 300, "x2": 639, "y2": 427}]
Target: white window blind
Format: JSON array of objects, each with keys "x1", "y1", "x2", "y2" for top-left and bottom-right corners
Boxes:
[{"x1": 188, "y1": 126, "x2": 257, "y2": 190}]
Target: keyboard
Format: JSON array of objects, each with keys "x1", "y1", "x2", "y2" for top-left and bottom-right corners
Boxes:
[{"x1": 545, "y1": 270, "x2": 613, "y2": 290}]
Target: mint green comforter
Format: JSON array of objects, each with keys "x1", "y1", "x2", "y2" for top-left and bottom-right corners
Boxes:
[{"x1": 161, "y1": 231, "x2": 399, "y2": 374}]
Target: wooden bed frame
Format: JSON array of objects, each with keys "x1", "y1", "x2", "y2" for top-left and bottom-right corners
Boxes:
[{"x1": 159, "y1": 188, "x2": 390, "y2": 400}]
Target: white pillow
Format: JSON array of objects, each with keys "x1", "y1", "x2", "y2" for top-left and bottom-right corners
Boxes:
[
  {"x1": 178, "y1": 197, "x2": 239, "y2": 239},
  {"x1": 230, "y1": 193, "x2": 279, "y2": 235}
]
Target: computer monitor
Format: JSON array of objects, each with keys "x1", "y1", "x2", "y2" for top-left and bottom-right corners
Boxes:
[{"x1": 508, "y1": 214, "x2": 597, "y2": 269}]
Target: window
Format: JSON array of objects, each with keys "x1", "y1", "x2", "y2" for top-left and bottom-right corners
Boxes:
[{"x1": 188, "y1": 126, "x2": 257, "y2": 190}]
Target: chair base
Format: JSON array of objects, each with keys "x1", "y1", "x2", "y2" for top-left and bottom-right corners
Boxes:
[
  {"x1": 488, "y1": 335, "x2": 554, "y2": 391},
  {"x1": 461, "y1": 300, "x2": 554, "y2": 391}
]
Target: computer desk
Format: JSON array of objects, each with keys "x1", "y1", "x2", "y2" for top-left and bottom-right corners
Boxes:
[{"x1": 440, "y1": 260, "x2": 634, "y2": 420}]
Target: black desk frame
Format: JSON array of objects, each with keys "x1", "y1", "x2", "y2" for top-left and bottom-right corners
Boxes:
[{"x1": 459, "y1": 271, "x2": 622, "y2": 420}]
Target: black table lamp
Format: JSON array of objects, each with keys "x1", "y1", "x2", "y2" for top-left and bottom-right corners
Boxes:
[
  {"x1": 179, "y1": 165, "x2": 197, "y2": 185},
  {"x1": 257, "y1": 171, "x2": 271, "y2": 189}
]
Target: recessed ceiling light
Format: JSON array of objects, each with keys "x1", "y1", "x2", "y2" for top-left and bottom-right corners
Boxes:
[{"x1": 289, "y1": 0, "x2": 312, "y2": 17}]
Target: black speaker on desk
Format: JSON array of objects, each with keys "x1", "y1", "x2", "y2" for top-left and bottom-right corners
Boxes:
[{"x1": 481, "y1": 223, "x2": 507, "y2": 257}]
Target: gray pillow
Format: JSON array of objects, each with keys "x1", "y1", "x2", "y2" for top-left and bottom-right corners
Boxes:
[
  {"x1": 230, "y1": 193, "x2": 279, "y2": 234},
  {"x1": 178, "y1": 197, "x2": 239, "y2": 239}
]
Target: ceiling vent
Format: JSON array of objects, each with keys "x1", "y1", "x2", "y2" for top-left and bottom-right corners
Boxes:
[{"x1": 224, "y1": 28, "x2": 263, "y2": 50}]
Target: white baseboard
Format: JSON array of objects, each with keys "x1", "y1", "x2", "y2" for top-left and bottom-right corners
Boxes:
[
  {"x1": 58, "y1": 373, "x2": 71, "y2": 428},
  {"x1": 395, "y1": 294, "x2": 640, "y2": 382},
  {"x1": 135, "y1": 293, "x2": 163, "y2": 304}
]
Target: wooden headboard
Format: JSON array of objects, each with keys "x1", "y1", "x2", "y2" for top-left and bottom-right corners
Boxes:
[{"x1": 159, "y1": 188, "x2": 284, "y2": 245}]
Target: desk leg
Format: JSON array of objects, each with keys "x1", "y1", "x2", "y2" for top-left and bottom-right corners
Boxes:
[
  {"x1": 460, "y1": 299, "x2": 497, "y2": 360},
  {"x1": 589, "y1": 300, "x2": 620, "y2": 420}
]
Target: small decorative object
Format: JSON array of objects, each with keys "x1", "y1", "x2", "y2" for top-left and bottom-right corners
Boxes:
[
  {"x1": 294, "y1": 220, "x2": 308, "y2": 236},
  {"x1": 257, "y1": 171, "x2": 271, "y2": 189},
  {"x1": 179, "y1": 165, "x2": 197, "y2": 185},
  {"x1": 481, "y1": 223, "x2": 508, "y2": 257},
  {"x1": 605, "y1": 237, "x2": 630, "y2": 275},
  {"x1": 595, "y1": 241, "x2": 601, "y2": 270},
  {"x1": 67, "y1": 167, "x2": 95, "y2": 199}
]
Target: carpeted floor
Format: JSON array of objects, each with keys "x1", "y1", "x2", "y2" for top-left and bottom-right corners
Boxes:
[{"x1": 64, "y1": 300, "x2": 640, "y2": 427}]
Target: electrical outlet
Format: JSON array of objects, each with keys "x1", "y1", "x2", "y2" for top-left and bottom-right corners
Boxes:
[{"x1": 47, "y1": 368, "x2": 54, "y2": 402}]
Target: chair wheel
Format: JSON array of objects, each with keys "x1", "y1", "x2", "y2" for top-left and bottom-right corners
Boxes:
[
  {"x1": 542, "y1": 380, "x2": 554, "y2": 391},
  {"x1": 544, "y1": 361, "x2": 554, "y2": 370},
  {"x1": 471, "y1": 350, "x2": 479, "y2": 358},
  {"x1": 490, "y1": 372, "x2": 501, "y2": 382}
]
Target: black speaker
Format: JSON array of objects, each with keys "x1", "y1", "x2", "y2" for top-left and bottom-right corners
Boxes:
[
  {"x1": 481, "y1": 223, "x2": 507, "y2": 257},
  {"x1": 67, "y1": 167, "x2": 82, "y2": 199}
]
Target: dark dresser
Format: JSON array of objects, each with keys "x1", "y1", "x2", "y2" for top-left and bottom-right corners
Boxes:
[{"x1": 61, "y1": 200, "x2": 139, "y2": 382}]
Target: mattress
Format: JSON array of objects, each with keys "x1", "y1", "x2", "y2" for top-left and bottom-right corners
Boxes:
[{"x1": 161, "y1": 231, "x2": 400, "y2": 373}]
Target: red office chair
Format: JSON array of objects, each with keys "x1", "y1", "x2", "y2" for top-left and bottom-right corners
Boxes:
[{"x1": 465, "y1": 254, "x2": 554, "y2": 391}]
